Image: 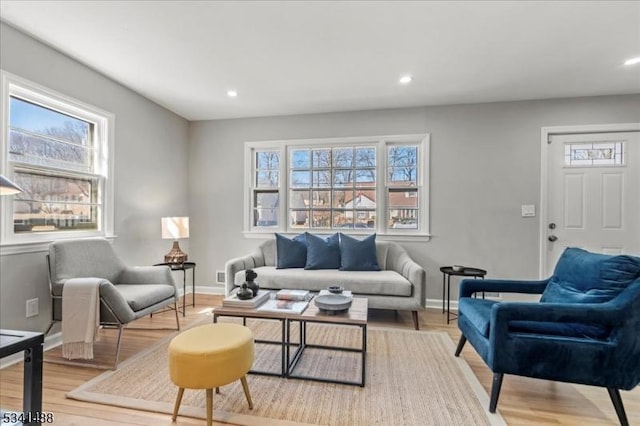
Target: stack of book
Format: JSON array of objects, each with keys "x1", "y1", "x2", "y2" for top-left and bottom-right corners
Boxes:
[
  {"x1": 256, "y1": 298, "x2": 309, "y2": 314},
  {"x1": 275, "y1": 289, "x2": 312, "y2": 301},
  {"x1": 222, "y1": 289, "x2": 270, "y2": 308}
]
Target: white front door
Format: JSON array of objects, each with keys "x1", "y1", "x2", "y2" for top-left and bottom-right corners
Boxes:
[{"x1": 544, "y1": 130, "x2": 640, "y2": 276}]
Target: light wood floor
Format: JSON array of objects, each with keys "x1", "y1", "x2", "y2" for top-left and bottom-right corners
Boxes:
[{"x1": 0, "y1": 294, "x2": 637, "y2": 425}]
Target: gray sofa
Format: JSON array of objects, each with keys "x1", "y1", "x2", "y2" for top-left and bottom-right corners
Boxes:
[{"x1": 225, "y1": 239, "x2": 426, "y2": 329}]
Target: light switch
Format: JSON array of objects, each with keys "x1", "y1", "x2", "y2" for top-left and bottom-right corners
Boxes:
[{"x1": 521, "y1": 204, "x2": 536, "y2": 217}]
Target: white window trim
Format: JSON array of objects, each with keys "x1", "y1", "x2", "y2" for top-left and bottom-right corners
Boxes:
[
  {"x1": 243, "y1": 134, "x2": 430, "y2": 240},
  {"x1": 0, "y1": 71, "x2": 115, "y2": 255}
]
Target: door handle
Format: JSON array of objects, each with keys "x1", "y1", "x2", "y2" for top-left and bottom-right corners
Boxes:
[{"x1": 548, "y1": 235, "x2": 558, "y2": 242}]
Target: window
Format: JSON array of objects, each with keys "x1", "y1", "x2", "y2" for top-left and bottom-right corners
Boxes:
[
  {"x1": 1, "y1": 72, "x2": 114, "y2": 247},
  {"x1": 564, "y1": 141, "x2": 625, "y2": 166},
  {"x1": 245, "y1": 134, "x2": 429, "y2": 238}
]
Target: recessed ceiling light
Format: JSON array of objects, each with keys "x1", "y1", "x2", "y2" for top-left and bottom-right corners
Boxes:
[
  {"x1": 399, "y1": 75, "x2": 412, "y2": 85},
  {"x1": 227, "y1": 90, "x2": 238, "y2": 97},
  {"x1": 624, "y1": 57, "x2": 640, "y2": 66}
]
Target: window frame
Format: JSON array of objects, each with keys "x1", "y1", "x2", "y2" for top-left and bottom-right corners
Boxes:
[
  {"x1": 1, "y1": 71, "x2": 115, "y2": 253},
  {"x1": 244, "y1": 134, "x2": 430, "y2": 240}
]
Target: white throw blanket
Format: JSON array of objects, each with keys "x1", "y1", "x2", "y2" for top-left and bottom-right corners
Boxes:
[{"x1": 62, "y1": 278, "x2": 102, "y2": 359}]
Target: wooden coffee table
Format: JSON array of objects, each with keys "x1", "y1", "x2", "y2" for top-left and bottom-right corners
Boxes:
[
  {"x1": 212, "y1": 296, "x2": 368, "y2": 387},
  {"x1": 287, "y1": 297, "x2": 368, "y2": 386}
]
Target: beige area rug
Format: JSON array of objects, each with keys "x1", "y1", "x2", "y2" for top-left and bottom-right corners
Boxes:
[{"x1": 67, "y1": 317, "x2": 506, "y2": 426}]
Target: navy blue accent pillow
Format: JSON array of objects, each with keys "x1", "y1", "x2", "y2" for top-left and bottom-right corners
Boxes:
[
  {"x1": 304, "y1": 233, "x2": 341, "y2": 269},
  {"x1": 541, "y1": 247, "x2": 640, "y2": 304},
  {"x1": 275, "y1": 233, "x2": 307, "y2": 269},
  {"x1": 339, "y1": 233, "x2": 380, "y2": 271}
]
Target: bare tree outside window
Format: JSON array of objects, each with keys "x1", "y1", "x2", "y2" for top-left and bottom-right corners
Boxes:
[{"x1": 9, "y1": 96, "x2": 99, "y2": 233}]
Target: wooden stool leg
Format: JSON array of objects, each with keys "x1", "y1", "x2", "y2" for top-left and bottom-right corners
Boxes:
[
  {"x1": 172, "y1": 387, "x2": 184, "y2": 421},
  {"x1": 240, "y1": 375, "x2": 253, "y2": 409},
  {"x1": 206, "y1": 388, "x2": 213, "y2": 426}
]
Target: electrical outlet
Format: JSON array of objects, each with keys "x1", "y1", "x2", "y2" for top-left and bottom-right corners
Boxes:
[
  {"x1": 216, "y1": 271, "x2": 226, "y2": 283},
  {"x1": 26, "y1": 298, "x2": 39, "y2": 318}
]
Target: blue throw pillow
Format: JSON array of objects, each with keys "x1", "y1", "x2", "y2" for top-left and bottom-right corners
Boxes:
[
  {"x1": 541, "y1": 247, "x2": 640, "y2": 304},
  {"x1": 304, "y1": 233, "x2": 341, "y2": 269},
  {"x1": 339, "y1": 233, "x2": 380, "y2": 271},
  {"x1": 275, "y1": 233, "x2": 307, "y2": 269}
]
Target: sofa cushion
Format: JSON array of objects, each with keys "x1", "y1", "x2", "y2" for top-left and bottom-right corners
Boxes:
[
  {"x1": 115, "y1": 284, "x2": 176, "y2": 312},
  {"x1": 234, "y1": 266, "x2": 412, "y2": 297},
  {"x1": 275, "y1": 233, "x2": 307, "y2": 269},
  {"x1": 459, "y1": 298, "x2": 497, "y2": 337},
  {"x1": 305, "y1": 233, "x2": 341, "y2": 269},
  {"x1": 541, "y1": 248, "x2": 640, "y2": 304},
  {"x1": 339, "y1": 233, "x2": 380, "y2": 271}
]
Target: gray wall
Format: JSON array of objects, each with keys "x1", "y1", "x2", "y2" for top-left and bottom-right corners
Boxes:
[
  {"x1": 189, "y1": 95, "x2": 640, "y2": 303},
  {"x1": 0, "y1": 23, "x2": 190, "y2": 331}
]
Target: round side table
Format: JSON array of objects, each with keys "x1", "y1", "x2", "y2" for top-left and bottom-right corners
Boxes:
[{"x1": 440, "y1": 266, "x2": 487, "y2": 324}]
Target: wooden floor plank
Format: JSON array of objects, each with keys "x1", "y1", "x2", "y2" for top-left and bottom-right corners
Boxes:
[{"x1": 1, "y1": 294, "x2": 638, "y2": 425}]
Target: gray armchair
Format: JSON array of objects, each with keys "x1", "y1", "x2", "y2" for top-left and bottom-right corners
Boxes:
[{"x1": 46, "y1": 238, "x2": 180, "y2": 367}]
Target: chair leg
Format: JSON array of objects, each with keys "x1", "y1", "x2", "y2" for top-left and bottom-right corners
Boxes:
[
  {"x1": 174, "y1": 301, "x2": 181, "y2": 331},
  {"x1": 171, "y1": 387, "x2": 184, "y2": 421},
  {"x1": 412, "y1": 311, "x2": 420, "y2": 330},
  {"x1": 113, "y1": 324, "x2": 124, "y2": 369},
  {"x1": 489, "y1": 373, "x2": 504, "y2": 413},
  {"x1": 206, "y1": 388, "x2": 213, "y2": 426},
  {"x1": 240, "y1": 375, "x2": 253, "y2": 409},
  {"x1": 44, "y1": 320, "x2": 56, "y2": 336},
  {"x1": 454, "y1": 335, "x2": 467, "y2": 357},
  {"x1": 607, "y1": 388, "x2": 629, "y2": 426}
]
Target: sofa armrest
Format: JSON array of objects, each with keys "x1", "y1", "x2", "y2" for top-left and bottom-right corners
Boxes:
[
  {"x1": 118, "y1": 266, "x2": 176, "y2": 286},
  {"x1": 61, "y1": 277, "x2": 136, "y2": 324},
  {"x1": 389, "y1": 252, "x2": 426, "y2": 308},
  {"x1": 225, "y1": 249, "x2": 266, "y2": 295},
  {"x1": 460, "y1": 278, "x2": 549, "y2": 298}
]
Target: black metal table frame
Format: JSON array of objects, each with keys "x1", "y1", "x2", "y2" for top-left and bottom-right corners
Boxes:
[
  {"x1": 212, "y1": 313, "x2": 287, "y2": 377},
  {"x1": 0, "y1": 329, "x2": 44, "y2": 426},
  {"x1": 286, "y1": 318, "x2": 367, "y2": 387},
  {"x1": 154, "y1": 262, "x2": 196, "y2": 317},
  {"x1": 441, "y1": 267, "x2": 487, "y2": 324}
]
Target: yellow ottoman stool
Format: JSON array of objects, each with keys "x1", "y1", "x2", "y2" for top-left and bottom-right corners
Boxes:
[{"x1": 168, "y1": 323, "x2": 254, "y2": 425}]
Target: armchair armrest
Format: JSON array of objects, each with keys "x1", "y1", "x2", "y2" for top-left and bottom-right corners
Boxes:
[
  {"x1": 490, "y1": 301, "x2": 626, "y2": 337},
  {"x1": 225, "y1": 249, "x2": 266, "y2": 295},
  {"x1": 460, "y1": 278, "x2": 549, "y2": 298},
  {"x1": 61, "y1": 277, "x2": 137, "y2": 324},
  {"x1": 118, "y1": 266, "x2": 175, "y2": 285}
]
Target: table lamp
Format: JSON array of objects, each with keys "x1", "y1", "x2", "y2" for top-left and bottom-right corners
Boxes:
[
  {"x1": 161, "y1": 216, "x2": 189, "y2": 264},
  {"x1": 0, "y1": 174, "x2": 23, "y2": 195}
]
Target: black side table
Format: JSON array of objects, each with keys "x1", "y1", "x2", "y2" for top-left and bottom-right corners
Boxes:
[
  {"x1": 0, "y1": 329, "x2": 44, "y2": 426},
  {"x1": 440, "y1": 266, "x2": 487, "y2": 324},
  {"x1": 154, "y1": 262, "x2": 196, "y2": 317}
]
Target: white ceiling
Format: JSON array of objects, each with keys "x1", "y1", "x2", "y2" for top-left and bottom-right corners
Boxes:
[{"x1": 1, "y1": 1, "x2": 639, "y2": 121}]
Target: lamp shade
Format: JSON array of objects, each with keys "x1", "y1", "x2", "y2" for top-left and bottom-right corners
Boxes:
[
  {"x1": 161, "y1": 217, "x2": 189, "y2": 239},
  {"x1": 0, "y1": 174, "x2": 23, "y2": 196}
]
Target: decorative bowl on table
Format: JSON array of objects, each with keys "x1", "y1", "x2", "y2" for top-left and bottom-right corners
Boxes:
[
  {"x1": 327, "y1": 285, "x2": 344, "y2": 294},
  {"x1": 314, "y1": 294, "x2": 352, "y2": 315},
  {"x1": 452, "y1": 265, "x2": 465, "y2": 272}
]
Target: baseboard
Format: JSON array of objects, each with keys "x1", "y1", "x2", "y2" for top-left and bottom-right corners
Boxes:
[{"x1": 193, "y1": 285, "x2": 226, "y2": 295}]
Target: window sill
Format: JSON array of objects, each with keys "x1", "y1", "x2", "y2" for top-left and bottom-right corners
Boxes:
[
  {"x1": 242, "y1": 230, "x2": 431, "y2": 242},
  {"x1": 0, "y1": 234, "x2": 117, "y2": 256}
]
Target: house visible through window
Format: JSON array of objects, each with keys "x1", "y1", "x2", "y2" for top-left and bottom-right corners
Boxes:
[
  {"x1": 245, "y1": 134, "x2": 429, "y2": 237},
  {"x1": 1, "y1": 72, "x2": 114, "y2": 245}
]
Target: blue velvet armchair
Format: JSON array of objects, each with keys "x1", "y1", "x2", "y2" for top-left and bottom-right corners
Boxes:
[{"x1": 455, "y1": 248, "x2": 640, "y2": 425}]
